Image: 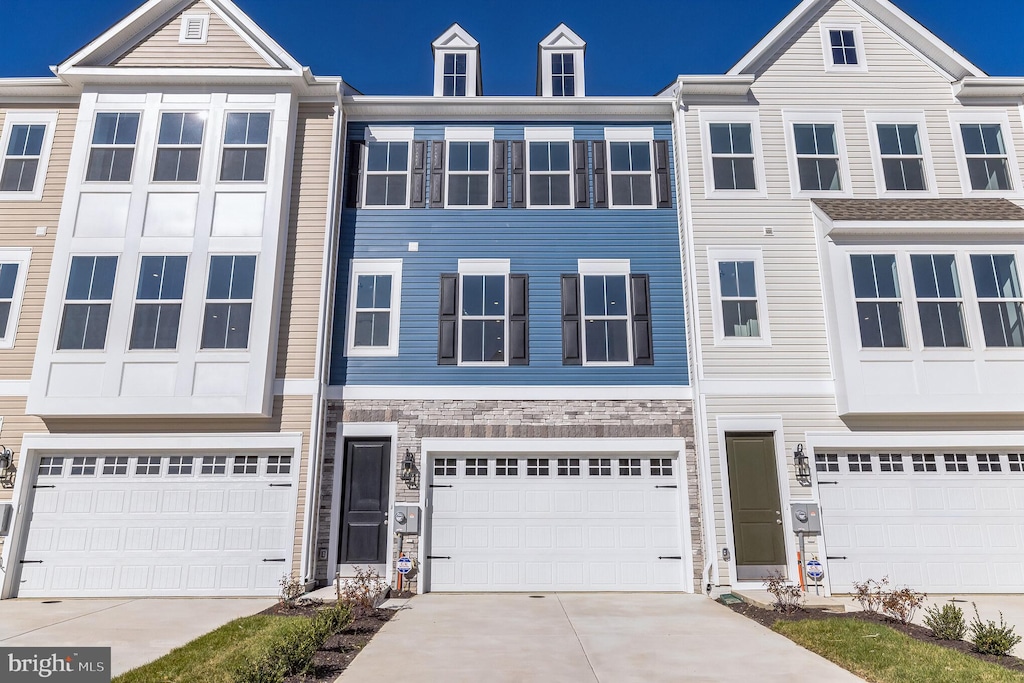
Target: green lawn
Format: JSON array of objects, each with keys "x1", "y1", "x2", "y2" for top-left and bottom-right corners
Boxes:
[
  {"x1": 774, "y1": 618, "x2": 1024, "y2": 683},
  {"x1": 114, "y1": 614, "x2": 309, "y2": 683}
]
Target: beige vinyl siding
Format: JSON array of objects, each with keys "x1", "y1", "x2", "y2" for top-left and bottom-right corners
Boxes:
[
  {"x1": 276, "y1": 104, "x2": 334, "y2": 380},
  {"x1": 110, "y1": 0, "x2": 274, "y2": 69},
  {"x1": 0, "y1": 396, "x2": 47, "y2": 503},
  {"x1": 705, "y1": 394, "x2": 845, "y2": 586},
  {"x1": 0, "y1": 105, "x2": 75, "y2": 380}
]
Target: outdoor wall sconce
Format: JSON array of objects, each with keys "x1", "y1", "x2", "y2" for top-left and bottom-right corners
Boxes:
[
  {"x1": 0, "y1": 445, "x2": 15, "y2": 489},
  {"x1": 400, "y1": 449, "x2": 419, "y2": 489},
  {"x1": 794, "y1": 443, "x2": 812, "y2": 487}
]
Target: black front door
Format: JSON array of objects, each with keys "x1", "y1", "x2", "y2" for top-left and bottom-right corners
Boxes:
[{"x1": 338, "y1": 439, "x2": 391, "y2": 564}]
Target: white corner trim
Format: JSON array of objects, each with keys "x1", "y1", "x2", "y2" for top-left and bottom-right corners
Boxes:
[
  {"x1": 273, "y1": 378, "x2": 318, "y2": 396},
  {"x1": 0, "y1": 381, "x2": 31, "y2": 397},
  {"x1": 328, "y1": 385, "x2": 693, "y2": 401}
]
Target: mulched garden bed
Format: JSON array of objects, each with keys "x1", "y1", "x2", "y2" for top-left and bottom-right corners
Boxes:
[
  {"x1": 727, "y1": 599, "x2": 1024, "y2": 675},
  {"x1": 257, "y1": 601, "x2": 396, "y2": 682}
]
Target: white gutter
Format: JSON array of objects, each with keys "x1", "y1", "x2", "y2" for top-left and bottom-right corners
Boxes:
[
  {"x1": 672, "y1": 83, "x2": 719, "y2": 594},
  {"x1": 299, "y1": 81, "x2": 345, "y2": 584}
]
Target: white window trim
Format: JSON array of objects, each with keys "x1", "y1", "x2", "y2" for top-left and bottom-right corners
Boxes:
[
  {"x1": 604, "y1": 127, "x2": 656, "y2": 209},
  {"x1": 0, "y1": 111, "x2": 58, "y2": 202},
  {"x1": 781, "y1": 110, "x2": 853, "y2": 198},
  {"x1": 698, "y1": 110, "x2": 767, "y2": 199},
  {"x1": 578, "y1": 258, "x2": 633, "y2": 366},
  {"x1": 218, "y1": 110, "x2": 273, "y2": 185},
  {"x1": 84, "y1": 111, "x2": 141, "y2": 184},
  {"x1": 707, "y1": 247, "x2": 772, "y2": 347},
  {"x1": 820, "y1": 23, "x2": 868, "y2": 73},
  {"x1": 864, "y1": 111, "x2": 938, "y2": 198},
  {"x1": 947, "y1": 110, "x2": 1023, "y2": 199},
  {"x1": 361, "y1": 127, "x2": 415, "y2": 209},
  {"x1": 0, "y1": 248, "x2": 31, "y2": 350},
  {"x1": 345, "y1": 259, "x2": 403, "y2": 357},
  {"x1": 524, "y1": 127, "x2": 575, "y2": 209},
  {"x1": 444, "y1": 127, "x2": 493, "y2": 209},
  {"x1": 55, "y1": 254, "x2": 119, "y2": 353},
  {"x1": 178, "y1": 13, "x2": 210, "y2": 44},
  {"x1": 199, "y1": 253, "x2": 258, "y2": 351},
  {"x1": 457, "y1": 259, "x2": 510, "y2": 366}
]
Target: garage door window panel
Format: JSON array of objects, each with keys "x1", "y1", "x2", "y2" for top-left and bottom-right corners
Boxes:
[
  {"x1": 879, "y1": 454, "x2": 904, "y2": 472},
  {"x1": 650, "y1": 458, "x2": 673, "y2": 476},
  {"x1": 911, "y1": 254, "x2": 967, "y2": 348},
  {"x1": 589, "y1": 458, "x2": 611, "y2": 476},
  {"x1": 847, "y1": 453, "x2": 872, "y2": 472},
  {"x1": 557, "y1": 458, "x2": 580, "y2": 476},
  {"x1": 102, "y1": 456, "x2": 129, "y2": 475},
  {"x1": 201, "y1": 455, "x2": 227, "y2": 474},
  {"x1": 971, "y1": 254, "x2": 1024, "y2": 348},
  {"x1": 495, "y1": 458, "x2": 518, "y2": 476},
  {"x1": 851, "y1": 254, "x2": 905, "y2": 348},
  {"x1": 130, "y1": 255, "x2": 187, "y2": 350},
  {"x1": 233, "y1": 455, "x2": 258, "y2": 474},
  {"x1": 58, "y1": 256, "x2": 117, "y2": 350},
  {"x1": 201, "y1": 255, "x2": 256, "y2": 349},
  {"x1": 619, "y1": 459, "x2": 641, "y2": 476},
  {"x1": 526, "y1": 459, "x2": 549, "y2": 476},
  {"x1": 465, "y1": 458, "x2": 488, "y2": 476},
  {"x1": 167, "y1": 456, "x2": 194, "y2": 475},
  {"x1": 266, "y1": 455, "x2": 291, "y2": 475},
  {"x1": 976, "y1": 454, "x2": 1002, "y2": 472},
  {"x1": 69, "y1": 457, "x2": 97, "y2": 476},
  {"x1": 136, "y1": 456, "x2": 161, "y2": 475},
  {"x1": 912, "y1": 453, "x2": 937, "y2": 472},
  {"x1": 435, "y1": 458, "x2": 456, "y2": 477},
  {"x1": 944, "y1": 453, "x2": 968, "y2": 472},
  {"x1": 816, "y1": 453, "x2": 839, "y2": 472}
]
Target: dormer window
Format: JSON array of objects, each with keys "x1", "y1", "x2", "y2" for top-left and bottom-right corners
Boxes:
[
  {"x1": 538, "y1": 24, "x2": 586, "y2": 97},
  {"x1": 443, "y1": 54, "x2": 468, "y2": 97},
  {"x1": 551, "y1": 54, "x2": 575, "y2": 96},
  {"x1": 432, "y1": 24, "x2": 481, "y2": 97}
]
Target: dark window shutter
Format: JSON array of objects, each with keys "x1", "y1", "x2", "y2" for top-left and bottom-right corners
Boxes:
[
  {"x1": 561, "y1": 274, "x2": 582, "y2": 365},
  {"x1": 411, "y1": 140, "x2": 427, "y2": 208},
  {"x1": 654, "y1": 139, "x2": 671, "y2": 208},
  {"x1": 573, "y1": 140, "x2": 589, "y2": 208},
  {"x1": 438, "y1": 274, "x2": 458, "y2": 364},
  {"x1": 509, "y1": 274, "x2": 529, "y2": 365},
  {"x1": 593, "y1": 141, "x2": 607, "y2": 208},
  {"x1": 429, "y1": 141, "x2": 446, "y2": 208},
  {"x1": 631, "y1": 274, "x2": 653, "y2": 366},
  {"x1": 493, "y1": 140, "x2": 508, "y2": 208},
  {"x1": 511, "y1": 140, "x2": 526, "y2": 208},
  {"x1": 344, "y1": 140, "x2": 365, "y2": 209}
]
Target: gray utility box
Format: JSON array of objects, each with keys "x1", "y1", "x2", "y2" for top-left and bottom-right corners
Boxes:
[
  {"x1": 393, "y1": 505, "x2": 420, "y2": 534},
  {"x1": 790, "y1": 502, "x2": 822, "y2": 535}
]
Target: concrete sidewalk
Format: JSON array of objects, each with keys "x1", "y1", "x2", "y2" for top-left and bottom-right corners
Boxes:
[
  {"x1": 0, "y1": 597, "x2": 274, "y2": 675},
  {"x1": 339, "y1": 593, "x2": 864, "y2": 682}
]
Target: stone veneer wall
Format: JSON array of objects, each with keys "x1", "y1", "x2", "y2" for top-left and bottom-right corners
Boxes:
[{"x1": 315, "y1": 399, "x2": 701, "y2": 591}]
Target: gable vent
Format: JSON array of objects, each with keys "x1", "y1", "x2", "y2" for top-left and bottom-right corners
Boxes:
[{"x1": 179, "y1": 14, "x2": 209, "y2": 44}]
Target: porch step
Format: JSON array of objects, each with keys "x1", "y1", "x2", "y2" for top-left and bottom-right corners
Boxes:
[{"x1": 732, "y1": 588, "x2": 850, "y2": 612}]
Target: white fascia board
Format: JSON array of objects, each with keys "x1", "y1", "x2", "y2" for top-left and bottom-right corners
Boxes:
[
  {"x1": 326, "y1": 385, "x2": 693, "y2": 401},
  {"x1": 825, "y1": 221, "x2": 1024, "y2": 241}
]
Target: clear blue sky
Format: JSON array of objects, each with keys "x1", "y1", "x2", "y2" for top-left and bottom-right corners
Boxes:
[{"x1": 3, "y1": 0, "x2": 1022, "y2": 95}]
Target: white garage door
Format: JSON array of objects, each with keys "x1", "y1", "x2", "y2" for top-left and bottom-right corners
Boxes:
[
  {"x1": 15, "y1": 452, "x2": 297, "y2": 598},
  {"x1": 427, "y1": 455, "x2": 686, "y2": 591},
  {"x1": 818, "y1": 451, "x2": 1024, "y2": 593}
]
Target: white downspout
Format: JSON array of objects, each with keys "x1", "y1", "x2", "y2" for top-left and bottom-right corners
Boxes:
[
  {"x1": 299, "y1": 82, "x2": 345, "y2": 585},
  {"x1": 672, "y1": 83, "x2": 718, "y2": 595}
]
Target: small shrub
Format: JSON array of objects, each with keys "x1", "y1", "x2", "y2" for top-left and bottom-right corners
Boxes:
[
  {"x1": 763, "y1": 571, "x2": 803, "y2": 613},
  {"x1": 278, "y1": 573, "x2": 305, "y2": 609},
  {"x1": 339, "y1": 565, "x2": 389, "y2": 617},
  {"x1": 881, "y1": 586, "x2": 926, "y2": 625},
  {"x1": 851, "y1": 577, "x2": 889, "y2": 614},
  {"x1": 923, "y1": 602, "x2": 967, "y2": 641},
  {"x1": 969, "y1": 603, "x2": 1022, "y2": 656},
  {"x1": 235, "y1": 604, "x2": 353, "y2": 683}
]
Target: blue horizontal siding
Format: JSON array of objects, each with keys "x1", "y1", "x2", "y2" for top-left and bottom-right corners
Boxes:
[{"x1": 329, "y1": 119, "x2": 687, "y2": 387}]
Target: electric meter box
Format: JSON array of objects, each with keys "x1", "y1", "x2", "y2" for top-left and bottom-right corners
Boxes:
[
  {"x1": 393, "y1": 505, "x2": 420, "y2": 534},
  {"x1": 790, "y1": 502, "x2": 821, "y2": 535}
]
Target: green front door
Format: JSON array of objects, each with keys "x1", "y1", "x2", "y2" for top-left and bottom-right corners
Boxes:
[{"x1": 726, "y1": 433, "x2": 787, "y2": 581}]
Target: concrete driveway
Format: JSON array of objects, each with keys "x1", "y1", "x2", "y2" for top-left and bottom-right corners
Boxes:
[
  {"x1": 340, "y1": 593, "x2": 863, "y2": 682},
  {"x1": 0, "y1": 597, "x2": 275, "y2": 676}
]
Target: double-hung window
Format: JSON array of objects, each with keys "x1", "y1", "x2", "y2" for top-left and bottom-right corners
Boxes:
[
  {"x1": 794, "y1": 123, "x2": 841, "y2": 191},
  {"x1": 608, "y1": 141, "x2": 653, "y2": 207},
  {"x1": 0, "y1": 112, "x2": 57, "y2": 199},
  {"x1": 528, "y1": 140, "x2": 572, "y2": 207},
  {"x1": 0, "y1": 263, "x2": 18, "y2": 340},
  {"x1": 443, "y1": 53, "x2": 468, "y2": 97},
  {"x1": 460, "y1": 273, "x2": 507, "y2": 364},
  {"x1": 866, "y1": 114, "x2": 935, "y2": 195},
  {"x1": 910, "y1": 254, "x2": 967, "y2": 348},
  {"x1": 86, "y1": 112, "x2": 139, "y2": 182},
  {"x1": 850, "y1": 254, "x2": 905, "y2": 348},
  {"x1": 719, "y1": 261, "x2": 760, "y2": 338},
  {"x1": 971, "y1": 254, "x2": 1024, "y2": 348},
  {"x1": 709, "y1": 123, "x2": 755, "y2": 191},
  {"x1": 551, "y1": 54, "x2": 575, "y2": 96},
  {"x1": 961, "y1": 123, "x2": 1013, "y2": 192},
  {"x1": 220, "y1": 112, "x2": 270, "y2": 182},
  {"x1": 58, "y1": 256, "x2": 117, "y2": 350},
  {"x1": 201, "y1": 255, "x2": 256, "y2": 349},
  {"x1": 346, "y1": 259, "x2": 402, "y2": 356},
  {"x1": 153, "y1": 112, "x2": 205, "y2": 182},
  {"x1": 364, "y1": 140, "x2": 409, "y2": 206},
  {"x1": 130, "y1": 256, "x2": 187, "y2": 350},
  {"x1": 446, "y1": 140, "x2": 490, "y2": 207},
  {"x1": 562, "y1": 260, "x2": 653, "y2": 366},
  {"x1": 0, "y1": 250, "x2": 30, "y2": 348},
  {"x1": 438, "y1": 260, "x2": 528, "y2": 366}
]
